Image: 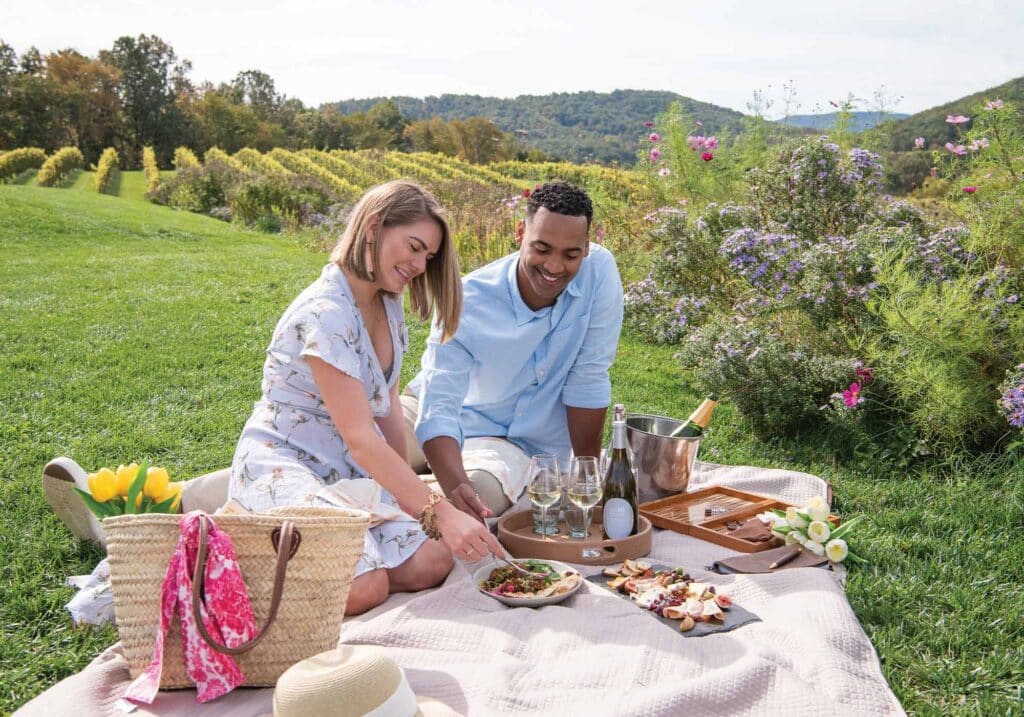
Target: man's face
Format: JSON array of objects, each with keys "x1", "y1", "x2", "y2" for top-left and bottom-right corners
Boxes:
[{"x1": 515, "y1": 207, "x2": 589, "y2": 310}]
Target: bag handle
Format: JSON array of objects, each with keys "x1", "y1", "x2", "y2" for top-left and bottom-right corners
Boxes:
[{"x1": 191, "y1": 514, "x2": 301, "y2": 656}]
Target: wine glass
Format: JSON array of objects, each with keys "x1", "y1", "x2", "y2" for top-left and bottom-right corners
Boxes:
[
  {"x1": 567, "y1": 457, "x2": 602, "y2": 540},
  {"x1": 527, "y1": 455, "x2": 561, "y2": 536}
]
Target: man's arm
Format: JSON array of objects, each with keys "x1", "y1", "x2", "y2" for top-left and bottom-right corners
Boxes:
[
  {"x1": 415, "y1": 330, "x2": 491, "y2": 521},
  {"x1": 567, "y1": 406, "x2": 607, "y2": 459},
  {"x1": 422, "y1": 436, "x2": 492, "y2": 521},
  {"x1": 562, "y1": 248, "x2": 624, "y2": 452}
]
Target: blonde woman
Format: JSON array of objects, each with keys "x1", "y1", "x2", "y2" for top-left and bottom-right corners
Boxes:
[{"x1": 229, "y1": 180, "x2": 504, "y2": 615}]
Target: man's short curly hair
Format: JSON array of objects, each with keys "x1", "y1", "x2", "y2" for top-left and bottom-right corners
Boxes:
[{"x1": 525, "y1": 181, "x2": 593, "y2": 228}]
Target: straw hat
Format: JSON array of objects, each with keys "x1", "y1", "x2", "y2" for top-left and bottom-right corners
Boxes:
[{"x1": 265, "y1": 645, "x2": 459, "y2": 717}]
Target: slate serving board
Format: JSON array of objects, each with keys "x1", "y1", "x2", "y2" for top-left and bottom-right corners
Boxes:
[{"x1": 586, "y1": 563, "x2": 761, "y2": 638}]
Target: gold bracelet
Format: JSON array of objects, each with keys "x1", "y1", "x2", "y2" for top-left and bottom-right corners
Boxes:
[{"x1": 419, "y1": 492, "x2": 445, "y2": 540}]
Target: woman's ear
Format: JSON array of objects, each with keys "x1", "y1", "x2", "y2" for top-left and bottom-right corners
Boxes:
[{"x1": 365, "y1": 215, "x2": 381, "y2": 243}]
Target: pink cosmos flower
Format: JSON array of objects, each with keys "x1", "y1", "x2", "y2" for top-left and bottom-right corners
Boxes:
[
  {"x1": 968, "y1": 138, "x2": 989, "y2": 151},
  {"x1": 929, "y1": 167, "x2": 939, "y2": 178},
  {"x1": 914, "y1": 137, "x2": 925, "y2": 149},
  {"x1": 644, "y1": 121, "x2": 655, "y2": 128},
  {"x1": 945, "y1": 115, "x2": 970, "y2": 125},
  {"x1": 522, "y1": 188, "x2": 531, "y2": 198},
  {"x1": 594, "y1": 226, "x2": 606, "y2": 243},
  {"x1": 855, "y1": 367, "x2": 874, "y2": 384},
  {"x1": 649, "y1": 148, "x2": 661, "y2": 162},
  {"x1": 842, "y1": 382, "x2": 862, "y2": 407},
  {"x1": 658, "y1": 167, "x2": 671, "y2": 177},
  {"x1": 695, "y1": 121, "x2": 703, "y2": 127},
  {"x1": 962, "y1": 186, "x2": 978, "y2": 194},
  {"x1": 985, "y1": 100, "x2": 1004, "y2": 110},
  {"x1": 945, "y1": 142, "x2": 967, "y2": 156},
  {"x1": 701, "y1": 152, "x2": 714, "y2": 162},
  {"x1": 649, "y1": 132, "x2": 661, "y2": 142},
  {"x1": 686, "y1": 135, "x2": 702, "y2": 151},
  {"x1": 704, "y1": 136, "x2": 719, "y2": 150}
]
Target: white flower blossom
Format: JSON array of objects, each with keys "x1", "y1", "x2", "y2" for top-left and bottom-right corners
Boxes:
[
  {"x1": 806, "y1": 540, "x2": 826, "y2": 557},
  {"x1": 807, "y1": 520, "x2": 831, "y2": 543},
  {"x1": 786, "y1": 507, "x2": 808, "y2": 529},
  {"x1": 826, "y1": 538, "x2": 849, "y2": 563},
  {"x1": 806, "y1": 496, "x2": 830, "y2": 522}
]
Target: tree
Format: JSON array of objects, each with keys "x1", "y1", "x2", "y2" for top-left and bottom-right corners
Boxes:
[
  {"x1": 6, "y1": 46, "x2": 59, "y2": 151},
  {"x1": 226, "y1": 69, "x2": 281, "y2": 121},
  {"x1": 451, "y1": 117, "x2": 509, "y2": 164},
  {"x1": 367, "y1": 100, "x2": 407, "y2": 149},
  {"x1": 100, "y1": 34, "x2": 191, "y2": 165},
  {"x1": 0, "y1": 41, "x2": 19, "y2": 147},
  {"x1": 46, "y1": 50, "x2": 122, "y2": 165},
  {"x1": 404, "y1": 117, "x2": 459, "y2": 155}
]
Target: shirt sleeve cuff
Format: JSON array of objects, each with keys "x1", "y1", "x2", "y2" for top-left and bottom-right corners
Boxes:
[
  {"x1": 562, "y1": 380, "x2": 612, "y2": 409},
  {"x1": 415, "y1": 417, "x2": 465, "y2": 450}
]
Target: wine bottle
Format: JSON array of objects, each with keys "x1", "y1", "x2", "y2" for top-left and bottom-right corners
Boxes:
[
  {"x1": 602, "y1": 418, "x2": 638, "y2": 539},
  {"x1": 668, "y1": 395, "x2": 719, "y2": 438},
  {"x1": 612, "y1": 403, "x2": 625, "y2": 423}
]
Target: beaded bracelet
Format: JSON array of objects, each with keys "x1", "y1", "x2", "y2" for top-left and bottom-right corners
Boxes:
[{"x1": 419, "y1": 492, "x2": 445, "y2": 540}]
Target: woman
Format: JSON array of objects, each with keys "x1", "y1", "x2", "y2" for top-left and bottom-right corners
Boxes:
[{"x1": 229, "y1": 180, "x2": 504, "y2": 615}]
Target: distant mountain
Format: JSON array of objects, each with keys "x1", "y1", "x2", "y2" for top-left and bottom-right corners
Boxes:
[
  {"x1": 778, "y1": 111, "x2": 909, "y2": 133},
  {"x1": 328, "y1": 90, "x2": 747, "y2": 165},
  {"x1": 885, "y1": 75, "x2": 1024, "y2": 150}
]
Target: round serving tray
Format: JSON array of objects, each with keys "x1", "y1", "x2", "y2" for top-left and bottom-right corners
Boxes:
[{"x1": 496, "y1": 506, "x2": 652, "y2": 566}]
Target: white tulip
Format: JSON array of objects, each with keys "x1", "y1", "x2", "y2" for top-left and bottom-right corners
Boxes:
[
  {"x1": 826, "y1": 539, "x2": 848, "y2": 563},
  {"x1": 807, "y1": 520, "x2": 831, "y2": 543},
  {"x1": 806, "y1": 496, "x2": 830, "y2": 522},
  {"x1": 786, "y1": 507, "x2": 808, "y2": 529},
  {"x1": 785, "y1": 531, "x2": 802, "y2": 546},
  {"x1": 806, "y1": 540, "x2": 826, "y2": 557}
]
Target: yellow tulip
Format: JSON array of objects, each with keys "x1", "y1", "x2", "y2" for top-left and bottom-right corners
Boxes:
[
  {"x1": 115, "y1": 463, "x2": 139, "y2": 497},
  {"x1": 159, "y1": 482, "x2": 184, "y2": 512},
  {"x1": 87, "y1": 468, "x2": 118, "y2": 503},
  {"x1": 143, "y1": 467, "x2": 170, "y2": 501}
]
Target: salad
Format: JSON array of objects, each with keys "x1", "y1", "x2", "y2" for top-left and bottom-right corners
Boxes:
[{"x1": 479, "y1": 560, "x2": 580, "y2": 598}]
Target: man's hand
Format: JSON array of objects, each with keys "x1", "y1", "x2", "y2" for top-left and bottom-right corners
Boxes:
[{"x1": 448, "y1": 482, "x2": 493, "y2": 523}]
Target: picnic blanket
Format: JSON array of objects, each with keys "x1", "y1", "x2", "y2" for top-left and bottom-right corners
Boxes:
[{"x1": 16, "y1": 462, "x2": 905, "y2": 716}]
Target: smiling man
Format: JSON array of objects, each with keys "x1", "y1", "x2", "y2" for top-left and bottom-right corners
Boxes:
[{"x1": 402, "y1": 181, "x2": 623, "y2": 519}]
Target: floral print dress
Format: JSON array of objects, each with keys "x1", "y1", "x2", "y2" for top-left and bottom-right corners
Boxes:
[{"x1": 229, "y1": 263, "x2": 428, "y2": 577}]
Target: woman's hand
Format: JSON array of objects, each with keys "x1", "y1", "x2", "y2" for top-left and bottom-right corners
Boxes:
[
  {"x1": 434, "y1": 500, "x2": 505, "y2": 562},
  {"x1": 448, "y1": 483, "x2": 493, "y2": 523}
]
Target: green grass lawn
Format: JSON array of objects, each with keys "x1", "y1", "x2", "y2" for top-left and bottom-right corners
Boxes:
[
  {"x1": 14, "y1": 169, "x2": 154, "y2": 200},
  {"x1": 1, "y1": 185, "x2": 1021, "y2": 714}
]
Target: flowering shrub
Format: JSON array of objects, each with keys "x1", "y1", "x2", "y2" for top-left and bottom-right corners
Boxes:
[
  {"x1": 628, "y1": 125, "x2": 1024, "y2": 453},
  {"x1": 998, "y1": 365, "x2": 1024, "y2": 430}
]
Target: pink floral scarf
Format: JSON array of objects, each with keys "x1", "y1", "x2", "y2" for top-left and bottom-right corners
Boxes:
[{"x1": 124, "y1": 511, "x2": 258, "y2": 704}]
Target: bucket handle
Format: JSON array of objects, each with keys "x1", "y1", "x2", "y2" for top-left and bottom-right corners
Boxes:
[{"x1": 191, "y1": 514, "x2": 301, "y2": 656}]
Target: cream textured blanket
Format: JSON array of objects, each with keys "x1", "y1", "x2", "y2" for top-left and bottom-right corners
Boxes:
[{"x1": 17, "y1": 463, "x2": 905, "y2": 716}]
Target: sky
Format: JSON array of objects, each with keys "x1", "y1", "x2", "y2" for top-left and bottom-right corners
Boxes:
[{"x1": 3, "y1": 0, "x2": 1023, "y2": 118}]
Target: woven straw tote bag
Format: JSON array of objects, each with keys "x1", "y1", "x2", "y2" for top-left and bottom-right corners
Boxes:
[{"x1": 104, "y1": 507, "x2": 369, "y2": 688}]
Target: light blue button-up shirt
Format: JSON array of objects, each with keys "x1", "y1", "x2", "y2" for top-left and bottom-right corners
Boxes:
[{"x1": 410, "y1": 243, "x2": 623, "y2": 461}]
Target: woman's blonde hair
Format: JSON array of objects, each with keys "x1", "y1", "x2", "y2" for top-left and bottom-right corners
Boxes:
[{"x1": 330, "y1": 180, "x2": 461, "y2": 341}]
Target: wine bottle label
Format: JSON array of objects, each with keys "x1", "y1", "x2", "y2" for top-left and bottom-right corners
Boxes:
[{"x1": 604, "y1": 497, "x2": 634, "y2": 539}]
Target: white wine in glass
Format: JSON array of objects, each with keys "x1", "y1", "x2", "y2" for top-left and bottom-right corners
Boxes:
[
  {"x1": 527, "y1": 455, "x2": 561, "y2": 536},
  {"x1": 568, "y1": 456, "x2": 602, "y2": 539}
]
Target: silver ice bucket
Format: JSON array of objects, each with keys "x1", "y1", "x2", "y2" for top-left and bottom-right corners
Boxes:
[{"x1": 626, "y1": 413, "x2": 700, "y2": 504}]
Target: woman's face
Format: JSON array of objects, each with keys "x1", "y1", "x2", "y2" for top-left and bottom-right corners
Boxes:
[{"x1": 370, "y1": 217, "x2": 443, "y2": 293}]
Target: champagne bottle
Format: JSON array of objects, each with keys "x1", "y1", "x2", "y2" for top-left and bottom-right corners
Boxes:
[
  {"x1": 612, "y1": 403, "x2": 625, "y2": 423},
  {"x1": 602, "y1": 418, "x2": 638, "y2": 539},
  {"x1": 668, "y1": 395, "x2": 719, "y2": 438},
  {"x1": 604, "y1": 403, "x2": 634, "y2": 465}
]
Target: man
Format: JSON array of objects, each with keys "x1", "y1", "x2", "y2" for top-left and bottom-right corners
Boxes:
[{"x1": 402, "y1": 181, "x2": 623, "y2": 519}]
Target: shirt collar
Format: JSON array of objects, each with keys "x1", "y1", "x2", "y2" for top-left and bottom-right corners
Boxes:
[{"x1": 507, "y1": 256, "x2": 583, "y2": 326}]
